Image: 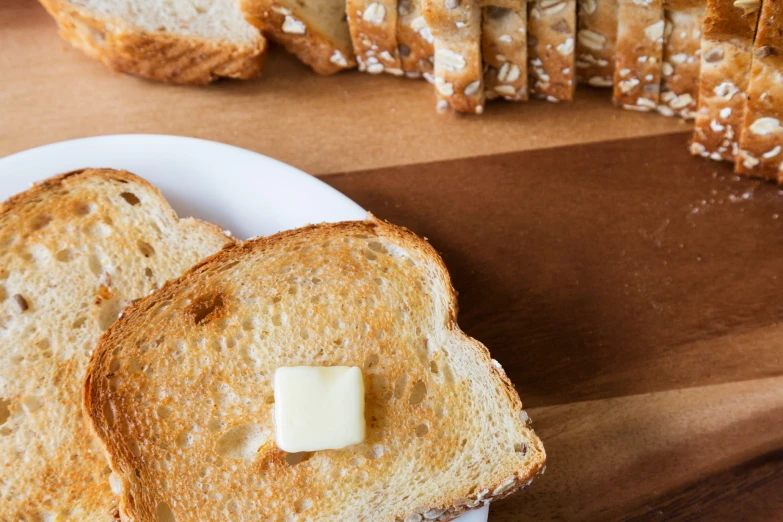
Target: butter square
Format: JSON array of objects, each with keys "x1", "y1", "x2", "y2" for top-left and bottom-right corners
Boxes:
[{"x1": 274, "y1": 366, "x2": 365, "y2": 453}]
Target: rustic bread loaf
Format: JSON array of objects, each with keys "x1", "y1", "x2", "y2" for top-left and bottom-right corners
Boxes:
[
  {"x1": 0, "y1": 169, "x2": 232, "y2": 521},
  {"x1": 38, "y1": 0, "x2": 266, "y2": 84},
  {"x1": 84, "y1": 217, "x2": 546, "y2": 522}
]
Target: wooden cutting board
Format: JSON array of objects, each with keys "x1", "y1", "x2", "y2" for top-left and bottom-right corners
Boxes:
[{"x1": 1, "y1": 2, "x2": 782, "y2": 521}]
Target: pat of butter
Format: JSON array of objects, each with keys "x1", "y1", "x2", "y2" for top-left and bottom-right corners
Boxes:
[{"x1": 274, "y1": 366, "x2": 365, "y2": 453}]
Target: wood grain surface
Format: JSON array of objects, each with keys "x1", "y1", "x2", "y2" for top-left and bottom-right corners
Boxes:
[
  {"x1": 2, "y1": 2, "x2": 782, "y2": 521},
  {"x1": 326, "y1": 133, "x2": 783, "y2": 521}
]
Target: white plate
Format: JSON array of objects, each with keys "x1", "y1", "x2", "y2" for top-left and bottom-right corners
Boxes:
[{"x1": 0, "y1": 135, "x2": 489, "y2": 522}]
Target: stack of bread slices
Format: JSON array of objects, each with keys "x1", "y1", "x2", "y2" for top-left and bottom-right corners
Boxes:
[{"x1": 39, "y1": 0, "x2": 782, "y2": 181}]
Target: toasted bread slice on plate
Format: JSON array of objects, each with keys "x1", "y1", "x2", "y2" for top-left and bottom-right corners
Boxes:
[
  {"x1": 613, "y1": 0, "x2": 665, "y2": 111},
  {"x1": 0, "y1": 169, "x2": 232, "y2": 521},
  {"x1": 483, "y1": 4, "x2": 529, "y2": 102},
  {"x1": 241, "y1": 0, "x2": 356, "y2": 75},
  {"x1": 576, "y1": 0, "x2": 617, "y2": 87},
  {"x1": 527, "y1": 0, "x2": 577, "y2": 102},
  {"x1": 84, "y1": 217, "x2": 546, "y2": 522},
  {"x1": 735, "y1": 0, "x2": 783, "y2": 180},
  {"x1": 38, "y1": 0, "x2": 266, "y2": 84},
  {"x1": 690, "y1": 0, "x2": 760, "y2": 162},
  {"x1": 423, "y1": 0, "x2": 486, "y2": 113}
]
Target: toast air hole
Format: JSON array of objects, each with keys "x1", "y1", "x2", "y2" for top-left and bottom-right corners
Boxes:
[
  {"x1": 29, "y1": 215, "x2": 52, "y2": 231},
  {"x1": 156, "y1": 502, "x2": 177, "y2": 522},
  {"x1": 137, "y1": 240, "x2": 155, "y2": 258},
  {"x1": 120, "y1": 192, "x2": 140, "y2": 206},
  {"x1": 415, "y1": 423, "x2": 429, "y2": 437},
  {"x1": 0, "y1": 398, "x2": 10, "y2": 426},
  {"x1": 103, "y1": 401, "x2": 115, "y2": 428},
  {"x1": 285, "y1": 452, "x2": 313, "y2": 466},
  {"x1": 56, "y1": 248, "x2": 75, "y2": 262},
  {"x1": 409, "y1": 381, "x2": 427, "y2": 405},
  {"x1": 393, "y1": 374, "x2": 408, "y2": 399},
  {"x1": 187, "y1": 293, "x2": 225, "y2": 325}
]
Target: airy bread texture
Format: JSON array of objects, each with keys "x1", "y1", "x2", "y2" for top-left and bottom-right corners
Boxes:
[
  {"x1": 38, "y1": 0, "x2": 266, "y2": 84},
  {"x1": 84, "y1": 217, "x2": 546, "y2": 522},
  {"x1": 242, "y1": 0, "x2": 356, "y2": 75},
  {"x1": 735, "y1": 0, "x2": 783, "y2": 180},
  {"x1": 483, "y1": 5, "x2": 529, "y2": 102},
  {"x1": 613, "y1": 0, "x2": 664, "y2": 111},
  {"x1": 0, "y1": 169, "x2": 232, "y2": 520},
  {"x1": 690, "y1": 0, "x2": 760, "y2": 162}
]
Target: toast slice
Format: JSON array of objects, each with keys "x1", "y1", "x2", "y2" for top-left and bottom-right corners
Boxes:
[
  {"x1": 397, "y1": 0, "x2": 436, "y2": 76},
  {"x1": 0, "y1": 169, "x2": 232, "y2": 521},
  {"x1": 241, "y1": 0, "x2": 356, "y2": 75},
  {"x1": 423, "y1": 0, "x2": 485, "y2": 113},
  {"x1": 483, "y1": 5, "x2": 529, "y2": 102},
  {"x1": 658, "y1": 0, "x2": 706, "y2": 119},
  {"x1": 690, "y1": 0, "x2": 760, "y2": 161},
  {"x1": 83, "y1": 217, "x2": 546, "y2": 522},
  {"x1": 575, "y1": 0, "x2": 617, "y2": 87},
  {"x1": 613, "y1": 0, "x2": 665, "y2": 111},
  {"x1": 527, "y1": 0, "x2": 577, "y2": 102},
  {"x1": 38, "y1": 0, "x2": 266, "y2": 84},
  {"x1": 735, "y1": 0, "x2": 783, "y2": 180},
  {"x1": 347, "y1": 0, "x2": 404, "y2": 74}
]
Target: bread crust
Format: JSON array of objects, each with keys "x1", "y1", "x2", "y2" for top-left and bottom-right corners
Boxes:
[
  {"x1": 576, "y1": 0, "x2": 617, "y2": 87},
  {"x1": 527, "y1": 0, "x2": 577, "y2": 102},
  {"x1": 347, "y1": 0, "x2": 404, "y2": 74},
  {"x1": 690, "y1": 0, "x2": 760, "y2": 161},
  {"x1": 483, "y1": 5, "x2": 529, "y2": 101},
  {"x1": 735, "y1": 0, "x2": 783, "y2": 180},
  {"x1": 38, "y1": 0, "x2": 266, "y2": 85},
  {"x1": 423, "y1": 0, "x2": 486, "y2": 113},
  {"x1": 658, "y1": 0, "x2": 706, "y2": 119},
  {"x1": 242, "y1": 0, "x2": 356, "y2": 75},
  {"x1": 84, "y1": 216, "x2": 546, "y2": 522},
  {"x1": 613, "y1": 0, "x2": 664, "y2": 110}
]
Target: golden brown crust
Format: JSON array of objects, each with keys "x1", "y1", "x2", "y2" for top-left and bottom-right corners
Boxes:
[
  {"x1": 347, "y1": 0, "x2": 403, "y2": 74},
  {"x1": 690, "y1": 0, "x2": 760, "y2": 161},
  {"x1": 242, "y1": 0, "x2": 356, "y2": 75},
  {"x1": 527, "y1": 0, "x2": 577, "y2": 102},
  {"x1": 735, "y1": 0, "x2": 783, "y2": 181},
  {"x1": 613, "y1": 0, "x2": 664, "y2": 110},
  {"x1": 38, "y1": 0, "x2": 266, "y2": 85},
  {"x1": 84, "y1": 216, "x2": 545, "y2": 521}
]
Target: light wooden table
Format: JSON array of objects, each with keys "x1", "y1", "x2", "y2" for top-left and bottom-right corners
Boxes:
[{"x1": 2, "y1": 2, "x2": 782, "y2": 521}]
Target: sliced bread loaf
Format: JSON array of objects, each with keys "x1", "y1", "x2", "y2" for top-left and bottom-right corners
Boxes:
[
  {"x1": 241, "y1": 0, "x2": 356, "y2": 75},
  {"x1": 39, "y1": 0, "x2": 266, "y2": 84}
]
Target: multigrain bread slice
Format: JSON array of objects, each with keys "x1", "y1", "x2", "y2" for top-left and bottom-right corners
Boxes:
[
  {"x1": 575, "y1": 0, "x2": 617, "y2": 87},
  {"x1": 423, "y1": 0, "x2": 485, "y2": 113},
  {"x1": 0, "y1": 169, "x2": 232, "y2": 521},
  {"x1": 347, "y1": 0, "x2": 404, "y2": 74},
  {"x1": 397, "y1": 0, "x2": 436, "y2": 76},
  {"x1": 657, "y1": 0, "x2": 706, "y2": 119},
  {"x1": 84, "y1": 217, "x2": 546, "y2": 522},
  {"x1": 483, "y1": 4, "x2": 529, "y2": 102},
  {"x1": 735, "y1": 0, "x2": 783, "y2": 180},
  {"x1": 613, "y1": 0, "x2": 665, "y2": 111},
  {"x1": 527, "y1": 0, "x2": 577, "y2": 102},
  {"x1": 241, "y1": 0, "x2": 356, "y2": 75},
  {"x1": 690, "y1": 0, "x2": 761, "y2": 161},
  {"x1": 38, "y1": 0, "x2": 266, "y2": 84}
]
